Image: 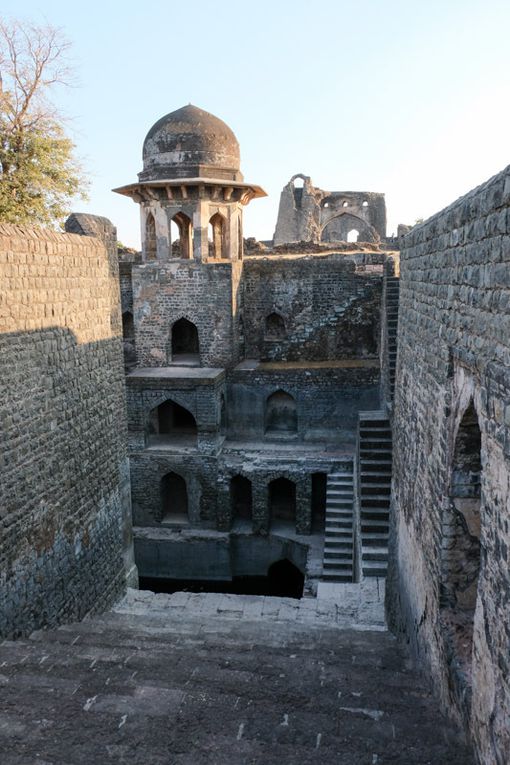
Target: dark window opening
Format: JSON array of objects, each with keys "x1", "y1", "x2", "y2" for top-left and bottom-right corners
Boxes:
[
  {"x1": 171, "y1": 318, "x2": 199, "y2": 365},
  {"x1": 311, "y1": 472, "x2": 327, "y2": 532},
  {"x1": 145, "y1": 212, "x2": 157, "y2": 260},
  {"x1": 160, "y1": 472, "x2": 188, "y2": 524},
  {"x1": 265, "y1": 312, "x2": 286, "y2": 340},
  {"x1": 269, "y1": 477, "x2": 296, "y2": 524},
  {"x1": 265, "y1": 390, "x2": 297, "y2": 435},
  {"x1": 148, "y1": 399, "x2": 197, "y2": 447},
  {"x1": 230, "y1": 475, "x2": 252, "y2": 521}
]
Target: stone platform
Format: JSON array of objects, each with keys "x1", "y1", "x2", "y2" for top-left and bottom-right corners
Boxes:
[{"x1": 0, "y1": 590, "x2": 474, "y2": 764}]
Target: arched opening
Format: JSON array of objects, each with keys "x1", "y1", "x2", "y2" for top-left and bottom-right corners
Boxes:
[
  {"x1": 160, "y1": 472, "x2": 188, "y2": 523},
  {"x1": 121, "y1": 311, "x2": 136, "y2": 368},
  {"x1": 311, "y1": 472, "x2": 327, "y2": 532},
  {"x1": 171, "y1": 318, "x2": 199, "y2": 365},
  {"x1": 230, "y1": 475, "x2": 252, "y2": 521},
  {"x1": 208, "y1": 213, "x2": 227, "y2": 259},
  {"x1": 362, "y1": 200, "x2": 369, "y2": 208},
  {"x1": 147, "y1": 399, "x2": 197, "y2": 447},
  {"x1": 292, "y1": 176, "x2": 305, "y2": 209},
  {"x1": 145, "y1": 212, "x2": 157, "y2": 260},
  {"x1": 264, "y1": 312, "x2": 286, "y2": 340},
  {"x1": 441, "y1": 400, "x2": 482, "y2": 677},
  {"x1": 171, "y1": 212, "x2": 192, "y2": 259},
  {"x1": 321, "y1": 213, "x2": 375, "y2": 244},
  {"x1": 265, "y1": 390, "x2": 297, "y2": 435},
  {"x1": 269, "y1": 477, "x2": 296, "y2": 523},
  {"x1": 267, "y1": 559, "x2": 304, "y2": 598}
]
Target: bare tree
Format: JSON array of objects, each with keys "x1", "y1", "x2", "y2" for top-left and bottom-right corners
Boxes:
[{"x1": 0, "y1": 19, "x2": 87, "y2": 225}]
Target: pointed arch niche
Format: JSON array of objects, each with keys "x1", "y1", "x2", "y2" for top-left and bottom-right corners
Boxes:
[{"x1": 145, "y1": 212, "x2": 157, "y2": 260}]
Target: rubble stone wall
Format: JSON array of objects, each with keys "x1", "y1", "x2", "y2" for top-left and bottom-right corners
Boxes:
[
  {"x1": 387, "y1": 166, "x2": 510, "y2": 765},
  {"x1": 243, "y1": 256, "x2": 382, "y2": 362},
  {"x1": 0, "y1": 223, "x2": 133, "y2": 638}
]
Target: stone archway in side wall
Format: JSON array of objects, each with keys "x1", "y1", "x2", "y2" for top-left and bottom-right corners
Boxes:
[{"x1": 320, "y1": 212, "x2": 377, "y2": 243}]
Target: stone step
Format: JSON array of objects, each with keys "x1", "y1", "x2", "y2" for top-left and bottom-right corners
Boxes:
[
  {"x1": 362, "y1": 533, "x2": 389, "y2": 546},
  {"x1": 363, "y1": 561, "x2": 388, "y2": 577},
  {"x1": 362, "y1": 547, "x2": 388, "y2": 562}
]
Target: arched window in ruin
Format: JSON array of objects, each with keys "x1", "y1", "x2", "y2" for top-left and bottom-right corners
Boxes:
[
  {"x1": 264, "y1": 312, "x2": 286, "y2": 340},
  {"x1": 208, "y1": 213, "x2": 227, "y2": 259},
  {"x1": 147, "y1": 399, "x2": 197, "y2": 447},
  {"x1": 321, "y1": 213, "x2": 374, "y2": 244},
  {"x1": 121, "y1": 311, "x2": 136, "y2": 368},
  {"x1": 171, "y1": 318, "x2": 199, "y2": 364},
  {"x1": 269, "y1": 477, "x2": 296, "y2": 523},
  {"x1": 440, "y1": 400, "x2": 482, "y2": 670},
  {"x1": 160, "y1": 471, "x2": 188, "y2": 523},
  {"x1": 145, "y1": 212, "x2": 157, "y2": 260},
  {"x1": 265, "y1": 390, "x2": 297, "y2": 435},
  {"x1": 311, "y1": 472, "x2": 327, "y2": 532},
  {"x1": 292, "y1": 176, "x2": 305, "y2": 209},
  {"x1": 170, "y1": 212, "x2": 192, "y2": 259},
  {"x1": 230, "y1": 475, "x2": 252, "y2": 521}
]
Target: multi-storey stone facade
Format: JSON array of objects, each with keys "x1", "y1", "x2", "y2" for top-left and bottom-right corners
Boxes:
[
  {"x1": 113, "y1": 105, "x2": 395, "y2": 591},
  {"x1": 0, "y1": 220, "x2": 136, "y2": 639},
  {"x1": 387, "y1": 165, "x2": 510, "y2": 765}
]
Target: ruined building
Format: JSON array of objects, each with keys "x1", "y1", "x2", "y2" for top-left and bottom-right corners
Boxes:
[
  {"x1": 273, "y1": 174, "x2": 388, "y2": 246},
  {"x1": 0, "y1": 104, "x2": 508, "y2": 765}
]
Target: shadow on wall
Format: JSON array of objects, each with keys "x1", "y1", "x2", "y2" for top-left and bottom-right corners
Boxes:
[{"x1": 0, "y1": 327, "x2": 129, "y2": 639}]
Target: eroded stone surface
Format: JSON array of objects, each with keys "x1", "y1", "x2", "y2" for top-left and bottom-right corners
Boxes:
[{"x1": 0, "y1": 595, "x2": 473, "y2": 765}]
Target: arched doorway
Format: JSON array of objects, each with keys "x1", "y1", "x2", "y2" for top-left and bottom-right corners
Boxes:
[
  {"x1": 265, "y1": 390, "x2": 297, "y2": 435},
  {"x1": 208, "y1": 213, "x2": 227, "y2": 259},
  {"x1": 170, "y1": 212, "x2": 193, "y2": 259},
  {"x1": 147, "y1": 399, "x2": 197, "y2": 447},
  {"x1": 269, "y1": 477, "x2": 296, "y2": 524},
  {"x1": 311, "y1": 472, "x2": 327, "y2": 532},
  {"x1": 440, "y1": 399, "x2": 482, "y2": 678},
  {"x1": 171, "y1": 318, "x2": 199, "y2": 364},
  {"x1": 230, "y1": 475, "x2": 252, "y2": 521},
  {"x1": 267, "y1": 559, "x2": 304, "y2": 598},
  {"x1": 160, "y1": 472, "x2": 188, "y2": 523},
  {"x1": 321, "y1": 213, "x2": 375, "y2": 243}
]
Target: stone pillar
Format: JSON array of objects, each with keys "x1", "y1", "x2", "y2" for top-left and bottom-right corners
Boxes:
[{"x1": 252, "y1": 480, "x2": 269, "y2": 535}]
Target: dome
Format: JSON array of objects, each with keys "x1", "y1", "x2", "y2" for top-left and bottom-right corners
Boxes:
[{"x1": 139, "y1": 104, "x2": 242, "y2": 182}]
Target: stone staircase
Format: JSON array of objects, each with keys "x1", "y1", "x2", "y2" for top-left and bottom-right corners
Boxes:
[
  {"x1": 386, "y1": 275, "x2": 400, "y2": 399},
  {"x1": 322, "y1": 467, "x2": 354, "y2": 582},
  {"x1": 358, "y1": 413, "x2": 392, "y2": 578}
]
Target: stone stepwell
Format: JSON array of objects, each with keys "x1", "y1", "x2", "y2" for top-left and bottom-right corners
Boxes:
[
  {"x1": 358, "y1": 412, "x2": 393, "y2": 578},
  {"x1": 322, "y1": 467, "x2": 355, "y2": 583},
  {"x1": 0, "y1": 589, "x2": 474, "y2": 765}
]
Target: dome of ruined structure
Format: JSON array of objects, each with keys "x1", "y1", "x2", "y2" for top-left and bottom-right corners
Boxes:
[{"x1": 139, "y1": 104, "x2": 242, "y2": 182}]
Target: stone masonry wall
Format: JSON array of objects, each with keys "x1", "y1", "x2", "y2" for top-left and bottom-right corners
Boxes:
[
  {"x1": 132, "y1": 261, "x2": 238, "y2": 368},
  {"x1": 0, "y1": 222, "x2": 134, "y2": 639},
  {"x1": 387, "y1": 166, "x2": 510, "y2": 765},
  {"x1": 243, "y1": 256, "x2": 382, "y2": 362}
]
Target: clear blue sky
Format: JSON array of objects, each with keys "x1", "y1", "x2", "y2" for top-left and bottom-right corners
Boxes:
[{"x1": 3, "y1": 0, "x2": 510, "y2": 246}]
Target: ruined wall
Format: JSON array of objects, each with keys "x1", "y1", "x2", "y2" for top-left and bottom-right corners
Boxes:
[
  {"x1": 0, "y1": 222, "x2": 135, "y2": 639},
  {"x1": 387, "y1": 166, "x2": 510, "y2": 765},
  {"x1": 273, "y1": 175, "x2": 386, "y2": 245},
  {"x1": 243, "y1": 256, "x2": 382, "y2": 362},
  {"x1": 228, "y1": 364, "x2": 380, "y2": 443},
  {"x1": 132, "y1": 261, "x2": 240, "y2": 368}
]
